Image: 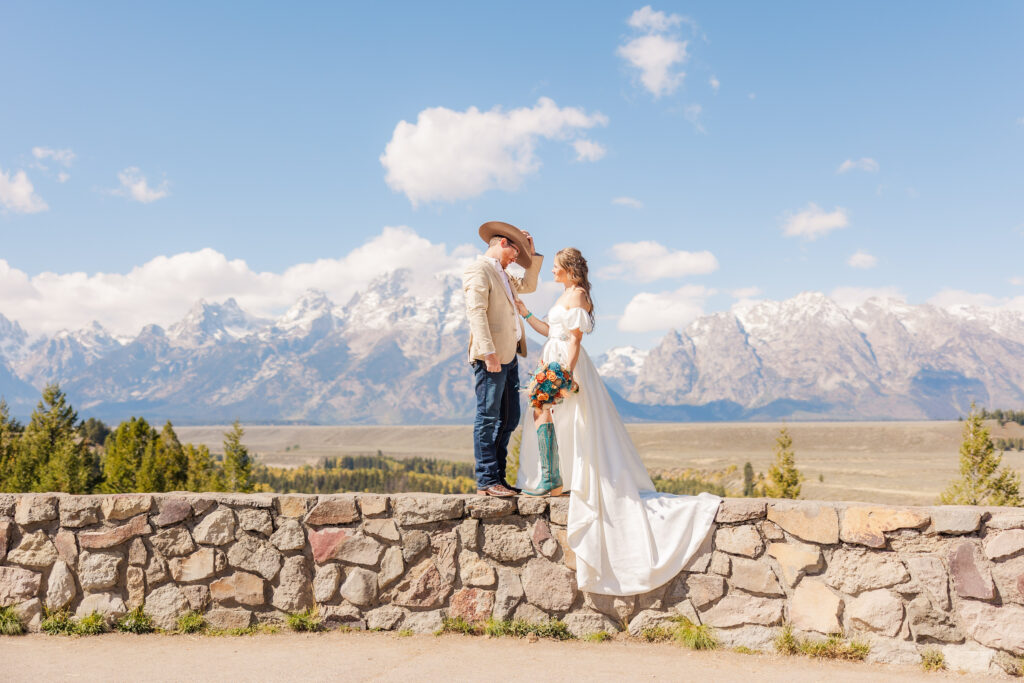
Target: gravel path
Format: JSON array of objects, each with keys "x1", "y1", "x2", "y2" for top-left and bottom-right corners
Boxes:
[{"x1": 2, "y1": 631, "x2": 982, "y2": 682}]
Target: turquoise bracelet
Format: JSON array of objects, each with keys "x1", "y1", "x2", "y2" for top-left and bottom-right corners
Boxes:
[{"x1": 524, "y1": 312, "x2": 533, "y2": 320}]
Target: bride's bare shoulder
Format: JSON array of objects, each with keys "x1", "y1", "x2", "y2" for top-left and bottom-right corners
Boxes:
[{"x1": 564, "y1": 287, "x2": 592, "y2": 312}]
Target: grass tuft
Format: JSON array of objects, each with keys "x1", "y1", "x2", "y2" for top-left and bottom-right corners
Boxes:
[
  {"x1": 286, "y1": 608, "x2": 322, "y2": 633},
  {"x1": 732, "y1": 646, "x2": 759, "y2": 655},
  {"x1": 920, "y1": 648, "x2": 946, "y2": 672},
  {"x1": 640, "y1": 625, "x2": 673, "y2": 642},
  {"x1": 75, "y1": 611, "x2": 107, "y2": 636},
  {"x1": 672, "y1": 617, "x2": 718, "y2": 651},
  {"x1": 177, "y1": 611, "x2": 207, "y2": 634},
  {"x1": 397, "y1": 628, "x2": 414, "y2": 637},
  {"x1": 0, "y1": 606, "x2": 26, "y2": 636},
  {"x1": 115, "y1": 607, "x2": 154, "y2": 634},
  {"x1": 41, "y1": 609, "x2": 78, "y2": 636},
  {"x1": 775, "y1": 624, "x2": 868, "y2": 661},
  {"x1": 440, "y1": 616, "x2": 477, "y2": 636},
  {"x1": 584, "y1": 630, "x2": 613, "y2": 643}
]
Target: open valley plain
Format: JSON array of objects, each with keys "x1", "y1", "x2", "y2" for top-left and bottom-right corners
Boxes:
[{"x1": 177, "y1": 420, "x2": 1024, "y2": 506}]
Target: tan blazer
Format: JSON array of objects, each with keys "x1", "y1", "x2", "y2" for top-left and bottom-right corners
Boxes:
[{"x1": 463, "y1": 254, "x2": 544, "y2": 364}]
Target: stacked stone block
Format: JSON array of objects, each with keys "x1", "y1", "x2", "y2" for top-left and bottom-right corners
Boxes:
[{"x1": 0, "y1": 493, "x2": 1022, "y2": 675}]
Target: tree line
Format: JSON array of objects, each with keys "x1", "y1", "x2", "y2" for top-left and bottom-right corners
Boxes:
[
  {"x1": 978, "y1": 408, "x2": 1024, "y2": 426},
  {"x1": 0, "y1": 385, "x2": 252, "y2": 494}
]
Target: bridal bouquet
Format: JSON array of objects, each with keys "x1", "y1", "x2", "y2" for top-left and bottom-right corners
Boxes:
[{"x1": 527, "y1": 361, "x2": 580, "y2": 409}]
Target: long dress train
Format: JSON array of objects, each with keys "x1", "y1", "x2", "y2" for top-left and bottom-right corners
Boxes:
[{"x1": 516, "y1": 305, "x2": 721, "y2": 596}]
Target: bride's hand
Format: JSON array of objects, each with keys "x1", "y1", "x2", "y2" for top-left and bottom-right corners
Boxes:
[{"x1": 515, "y1": 300, "x2": 529, "y2": 317}]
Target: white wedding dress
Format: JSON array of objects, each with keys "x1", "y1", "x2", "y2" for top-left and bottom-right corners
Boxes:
[{"x1": 516, "y1": 305, "x2": 722, "y2": 596}]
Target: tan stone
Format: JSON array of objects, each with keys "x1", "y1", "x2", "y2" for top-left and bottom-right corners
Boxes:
[
  {"x1": 564, "y1": 610, "x2": 619, "y2": 638},
  {"x1": 7, "y1": 530, "x2": 58, "y2": 567},
  {"x1": 365, "y1": 605, "x2": 404, "y2": 631},
  {"x1": 760, "y1": 520, "x2": 785, "y2": 541},
  {"x1": 392, "y1": 494, "x2": 464, "y2": 525},
  {"x1": 226, "y1": 534, "x2": 283, "y2": 580},
  {"x1": 15, "y1": 495, "x2": 58, "y2": 524},
  {"x1": 531, "y1": 519, "x2": 558, "y2": 558},
  {"x1": 685, "y1": 574, "x2": 726, "y2": 609},
  {"x1": 76, "y1": 592, "x2": 126, "y2": 623},
  {"x1": 766, "y1": 502, "x2": 839, "y2": 544},
  {"x1": 715, "y1": 525, "x2": 763, "y2": 557},
  {"x1": 0, "y1": 566, "x2": 42, "y2": 605},
  {"x1": 584, "y1": 592, "x2": 634, "y2": 622},
  {"x1": 101, "y1": 494, "x2": 152, "y2": 521},
  {"x1": 128, "y1": 537, "x2": 147, "y2": 566},
  {"x1": 126, "y1": 566, "x2": 145, "y2": 609},
  {"x1": 0, "y1": 520, "x2": 10, "y2": 562},
  {"x1": 456, "y1": 518, "x2": 480, "y2": 551},
  {"x1": 313, "y1": 563, "x2": 341, "y2": 603},
  {"x1": 716, "y1": 499, "x2": 766, "y2": 523},
  {"x1": 548, "y1": 497, "x2": 569, "y2": 525},
  {"x1": 363, "y1": 518, "x2": 400, "y2": 542},
  {"x1": 929, "y1": 507, "x2": 982, "y2": 535},
  {"x1": 79, "y1": 514, "x2": 151, "y2": 550},
  {"x1": 272, "y1": 555, "x2": 313, "y2": 612},
  {"x1": 824, "y1": 548, "x2": 909, "y2": 594},
  {"x1": 522, "y1": 559, "x2": 576, "y2": 612},
  {"x1": 237, "y1": 509, "x2": 274, "y2": 536},
  {"x1": 460, "y1": 551, "x2": 497, "y2": 588},
  {"x1": 493, "y1": 568, "x2": 525, "y2": 620},
  {"x1": 14, "y1": 598, "x2": 42, "y2": 632},
  {"x1": 984, "y1": 529, "x2": 1024, "y2": 561},
  {"x1": 907, "y1": 595, "x2": 962, "y2": 643},
  {"x1": 987, "y1": 511, "x2": 1024, "y2": 531},
  {"x1": 182, "y1": 584, "x2": 210, "y2": 612},
  {"x1": 552, "y1": 526, "x2": 575, "y2": 571},
  {"x1": 45, "y1": 560, "x2": 77, "y2": 610},
  {"x1": 151, "y1": 497, "x2": 192, "y2": 527},
  {"x1": 276, "y1": 495, "x2": 311, "y2": 518},
  {"x1": 54, "y1": 529, "x2": 77, "y2": 568},
  {"x1": 305, "y1": 496, "x2": 359, "y2": 525},
  {"x1": 339, "y1": 566, "x2": 378, "y2": 607},
  {"x1": 357, "y1": 494, "x2": 389, "y2": 517},
  {"x1": 378, "y1": 546, "x2": 404, "y2": 589},
  {"x1": 193, "y1": 506, "x2": 236, "y2": 546},
  {"x1": 210, "y1": 571, "x2": 266, "y2": 606},
  {"x1": 991, "y1": 556, "x2": 1024, "y2": 605},
  {"x1": 143, "y1": 584, "x2": 188, "y2": 630},
  {"x1": 148, "y1": 526, "x2": 194, "y2": 557},
  {"x1": 767, "y1": 541, "x2": 824, "y2": 587},
  {"x1": 846, "y1": 589, "x2": 903, "y2": 637},
  {"x1": 729, "y1": 557, "x2": 783, "y2": 596},
  {"x1": 791, "y1": 579, "x2": 842, "y2": 634},
  {"x1": 905, "y1": 555, "x2": 950, "y2": 610},
  {"x1": 466, "y1": 496, "x2": 517, "y2": 519},
  {"x1": 517, "y1": 497, "x2": 547, "y2": 516},
  {"x1": 79, "y1": 550, "x2": 123, "y2": 591},
  {"x1": 701, "y1": 594, "x2": 784, "y2": 628},
  {"x1": 482, "y1": 522, "x2": 534, "y2": 562},
  {"x1": 169, "y1": 547, "x2": 217, "y2": 582},
  {"x1": 59, "y1": 497, "x2": 100, "y2": 528},
  {"x1": 391, "y1": 558, "x2": 451, "y2": 608},
  {"x1": 709, "y1": 551, "x2": 731, "y2": 576},
  {"x1": 205, "y1": 608, "x2": 252, "y2": 630},
  {"x1": 840, "y1": 506, "x2": 930, "y2": 548},
  {"x1": 269, "y1": 518, "x2": 306, "y2": 551},
  {"x1": 958, "y1": 600, "x2": 1024, "y2": 656}
]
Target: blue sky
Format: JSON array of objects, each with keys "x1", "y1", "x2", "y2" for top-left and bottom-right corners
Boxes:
[{"x1": 1, "y1": 2, "x2": 1023, "y2": 353}]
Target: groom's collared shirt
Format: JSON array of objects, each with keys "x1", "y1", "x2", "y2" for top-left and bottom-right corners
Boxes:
[{"x1": 479, "y1": 254, "x2": 521, "y2": 343}]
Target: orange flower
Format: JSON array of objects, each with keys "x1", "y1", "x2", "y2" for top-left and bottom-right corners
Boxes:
[
  {"x1": 546, "y1": 370, "x2": 557, "y2": 381},
  {"x1": 535, "y1": 372, "x2": 546, "y2": 381},
  {"x1": 537, "y1": 392, "x2": 549, "y2": 402}
]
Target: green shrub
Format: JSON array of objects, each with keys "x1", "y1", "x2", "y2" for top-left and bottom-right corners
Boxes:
[
  {"x1": 640, "y1": 625, "x2": 673, "y2": 642},
  {"x1": 479, "y1": 618, "x2": 575, "y2": 640},
  {"x1": 732, "y1": 646, "x2": 758, "y2": 655},
  {"x1": 75, "y1": 611, "x2": 107, "y2": 636},
  {"x1": 0, "y1": 606, "x2": 26, "y2": 635},
  {"x1": 585, "y1": 630, "x2": 612, "y2": 643},
  {"x1": 115, "y1": 607, "x2": 154, "y2": 634},
  {"x1": 440, "y1": 616, "x2": 477, "y2": 635},
  {"x1": 285, "y1": 609, "x2": 322, "y2": 633},
  {"x1": 397, "y1": 628, "x2": 414, "y2": 637},
  {"x1": 41, "y1": 609, "x2": 78, "y2": 636},
  {"x1": 920, "y1": 648, "x2": 946, "y2": 672},
  {"x1": 177, "y1": 611, "x2": 207, "y2": 634}
]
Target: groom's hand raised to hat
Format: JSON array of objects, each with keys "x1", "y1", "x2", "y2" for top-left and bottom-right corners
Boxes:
[{"x1": 521, "y1": 230, "x2": 535, "y2": 254}]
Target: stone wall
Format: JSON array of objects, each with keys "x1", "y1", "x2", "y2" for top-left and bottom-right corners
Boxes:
[{"x1": 1, "y1": 493, "x2": 1023, "y2": 674}]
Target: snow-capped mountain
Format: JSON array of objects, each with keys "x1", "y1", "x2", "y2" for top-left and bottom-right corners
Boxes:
[{"x1": 1, "y1": 281, "x2": 1023, "y2": 423}]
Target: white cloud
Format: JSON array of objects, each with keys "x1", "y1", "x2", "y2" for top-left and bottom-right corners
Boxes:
[
  {"x1": 380, "y1": 97, "x2": 608, "y2": 205},
  {"x1": 830, "y1": 286, "x2": 905, "y2": 310},
  {"x1": 627, "y1": 6, "x2": 685, "y2": 33},
  {"x1": 709, "y1": 75, "x2": 720, "y2": 91},
  {"x1": 748, "y1": 93, "x2": 756, "y2": 100},
  {"x1": 617, "y1": 33, "x2": 688, "y2": 98},
  {"x1": 115, "y1": 167, "x2": 169, "y2": 203},
  {"x1": 684, "y1": 104, "x2": 705, "y2": 133},
  {"x1": 0, "y1": 167, "x2": 48, "y2": 213},
  {"x1": 847, "y1": 250, "x2": 878, "y2": 269},
  {"x1": 573, "y1": 139, "x2": 606, "y2": 162},
  {"x1": 782, "y1": 203, "x2": 849, "y2": 240},
  {"x1": 612, "y1": 196, "x2": 643, "y2": 209},
  {"x1": 1017, "y1": 116, "x2": 1024, "y2": 126},
  {"x1": 618, "y1": 284, "x2": 713, "y2": 332},
  {"x1": 837, "y1": 157, "x2": 879, "y2": 174},
  {"x1": 1010, "y1": 276, "x2": 1024, "y2": 286},
  {"x1": 32, "y1": 147, "x2": 76, "y2": 167},
  {"x1": 928, "y1": 290, "x2": 1024, "y2": 315},
  {"x1": 599, "y1": 241, "x2": 718, "y2": 282},
  {"x1": 0, "y1": 226, "x2": 480, "y2": 337},
  {"x1": 57, "y1": 172, "x2": 70, "y2": 183}
]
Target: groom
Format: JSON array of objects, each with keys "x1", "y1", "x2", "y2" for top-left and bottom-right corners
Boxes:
[{"x1": 463, "y1": 221, "x2": 543, "y2": 497}]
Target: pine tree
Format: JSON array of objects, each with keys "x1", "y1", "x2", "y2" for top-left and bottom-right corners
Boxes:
[
  {"x1": 102, "y1": 417, "x2": 157, "y2": 493},
  {"x1": 13, "y1": 385, "x2": 96, "y2": 493},
  {"x1": 0, "y1": 399, "x2": 23, "y2": 491},
  {"x1": 222, "y1": 420, "x2": 252, "y2": 493},
  {"x1": 185, "y1": 443, "x2": 225, "y2": 492},
  {"x1": 764, "y1": 427, "x2": 804, "y2": 499},
  {"x1": 940, "y1": 405, "x2": 1022, "y2": 506},
  {"x1": 743, "y1": 461, "x2": 756, "y2": 497}
]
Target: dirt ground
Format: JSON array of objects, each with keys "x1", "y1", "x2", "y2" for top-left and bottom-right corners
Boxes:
[
  {"x1": 0, "y1": 631, "x2": 984, "y2": 682},
  {"x1": 176, "y1": 421, "x2": 1024, "y2": 506}
]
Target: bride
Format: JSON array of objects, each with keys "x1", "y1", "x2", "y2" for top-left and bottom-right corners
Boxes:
[{"x1": 515, "y1": 247, "x2": 722, "y2": 597}]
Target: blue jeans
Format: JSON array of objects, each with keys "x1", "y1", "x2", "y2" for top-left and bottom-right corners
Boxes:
[{"x1": 472, "y1": 357, "x2": 520, "y2": 489}]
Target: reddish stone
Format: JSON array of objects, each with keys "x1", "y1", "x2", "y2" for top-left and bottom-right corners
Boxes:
[
  {"x1": 449, "y1": 588, "x2": 496, "y2": 623},
  {"x1": 54, "y1": 530, "x2": 78, "y2": 567},
  {"x1": 79, "y1": 514, "x2": 151, "y2": 549},
  {"x1": 391, "y1": 559, "x2": 451, "y2": 608},
  {"x1": 305, "y1": 497, "x2": 359, "y2": 525},
  {"x1": 308, "y1": 527, "x2": 355, "y2": 563},
  {"x1": 152, "y1": 498, "x2": 192, "y2": 527},
  {"x1": 949, "y1": 541, "x2": 995, "y2": 600}
]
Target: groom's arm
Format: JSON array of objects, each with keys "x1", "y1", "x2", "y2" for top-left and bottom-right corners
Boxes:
[
  {"x1": 463, "y1": 264, "x2": 496, "y2": 357},
  {"x1": 511, "y1": 253, "x2": 543, "y2": 294}
]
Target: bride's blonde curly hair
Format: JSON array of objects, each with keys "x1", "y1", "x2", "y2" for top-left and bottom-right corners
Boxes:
[{"x1": 556, "y1": 247, "x2": 594, "y2": 319}]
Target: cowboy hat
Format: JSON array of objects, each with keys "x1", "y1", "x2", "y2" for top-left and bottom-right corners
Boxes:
[{"x1": 478, "y1": 221, "x2": 533, "y2": 268}]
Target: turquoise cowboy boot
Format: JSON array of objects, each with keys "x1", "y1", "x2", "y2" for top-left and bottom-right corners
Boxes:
[{"x1": 525, "y1": 422, "x2": 563, "y2": 496}]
